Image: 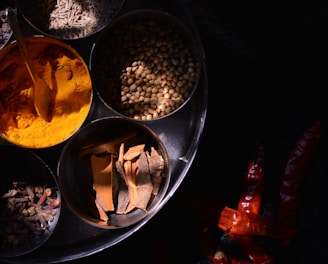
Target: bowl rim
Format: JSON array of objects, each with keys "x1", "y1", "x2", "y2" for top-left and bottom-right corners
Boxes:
[
  {"x1": 0, "y1": 7, "x2": 13, "y2": 51},
  {"x1": 0, "y1": 143, "x2": 61, "y2": 258},
  {"x1": 89, "y1": 8, "x2": 202, "y2": 122},
  {"x1": 0, "y1": 35, "x2": 93, "y2": 149},
  {"x1": 16, "y1": 0, "x2": 127, "y2": 40},
  {"x1": 57, "y1": 116, "x2": 170, "y2": 229}
]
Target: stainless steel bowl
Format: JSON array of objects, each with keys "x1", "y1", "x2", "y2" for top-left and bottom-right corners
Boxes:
[
  {"x1": 0, "y1": 5, "x2": 13, "y2": 50},
  {"x1": 0, "y1": 35, "x2": 93, "y2": 149},
  {"x1": 0, "y1": 144, "x2": 61, "y2": 258},
  {"x1": 58, "y1": 116, "x2": 170, "y2": 229},
  {"x1": 17, "y1": 0, "x2": 126, "y2": 40},
  {"x1": 90, "y1": 9, "x2": 202, "y2": 121}
]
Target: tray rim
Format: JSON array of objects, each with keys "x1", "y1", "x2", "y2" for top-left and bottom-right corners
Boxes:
[{"x1": 0, "y1": 0, "x2": 208, "y2": 262}]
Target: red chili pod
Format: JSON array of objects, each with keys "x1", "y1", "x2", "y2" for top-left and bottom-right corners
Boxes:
[
  {"x1": 218, "y1": 206, "x2": 298, "y2": 238},
  {"x1": 227, "y1": 234, "x2": 274, "y2": 264},
  {"x1": 238, "y1": 135, "x2": 265, "y2": 215},
  {"x1": 233, "y1": 135, "x2": 276, "y2": 263},
  {"x1": 278, "y1": 122, "x2": 323, "y2": 228}
]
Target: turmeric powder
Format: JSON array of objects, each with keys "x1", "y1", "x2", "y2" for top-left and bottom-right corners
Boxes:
[{"x1": 0, "y1": 37, "x2": 92, "y2": 148}]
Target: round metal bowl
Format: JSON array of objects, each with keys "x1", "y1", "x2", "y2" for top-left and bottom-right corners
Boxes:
[
  {"x1": 58, "y1": 116, "x2": 170, "y2": 229},
  {"x1": 0, "y1": 144, "x2": 61, "y2": 258},
  {"x1": 16, "y1": 0, "x2": 126, "y2": 40},
  {"x1": 0, "y1": 35, "x2": 93, "y2": 149},
  {"x1": 0, "y1": 4, "x2": 13, "y2": 51},
  {"x1": 89, "y1": 9, "x2": 202, "y2": 121}
]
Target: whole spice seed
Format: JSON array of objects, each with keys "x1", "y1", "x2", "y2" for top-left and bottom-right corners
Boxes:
[
  {"x1": 93, "y1": 16, "x2": 201, "y2": 120},
  {"x1": 19, "y1": 0, "x2": 125, "y2": 40},
  {"x1": 0, "y1": 8, "x2": 13, "y2": 50},
  {"x1": 0, "y1": 181, "x2": 60, "y2": 251}
]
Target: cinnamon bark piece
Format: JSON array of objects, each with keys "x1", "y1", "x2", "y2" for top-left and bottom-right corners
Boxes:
[
  {"x1": 79, "y1": 132, "x2": 137, "y2": 157},
  {"x1": 95, "y1": 194, "x2": 109, "y2": 222},
  {"x1": 123, "y1": 160, "x2": 138, "y2": 213},
  {"x1": 123, "y1": 144, "x2": 145, "y2": 160},
  {"x1": 90, "y1": 154, "x2": 115, "y2": 212},
  {"x1": 147, "y1": 147, "x2": 165, "y2": 195},
  {"x1": 110, "y1": 153, "x2": 119, "y2": 211},
  {"x1": 115, "y1": 143, "x2": 130, "y2": 214},
  {"x1": 136, "y1": 151, "x2": 153, "y2": 211}
]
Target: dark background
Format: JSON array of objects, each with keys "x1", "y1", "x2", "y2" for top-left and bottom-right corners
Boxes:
[{"x1": 66, "y1": 0, "x2": 328, "y2": 263}]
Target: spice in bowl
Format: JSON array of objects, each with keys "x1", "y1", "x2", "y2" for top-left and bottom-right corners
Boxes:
[
  {"x1": 17, "y1": 0, "x2": 126, "y2": 40},
  {"x1": 90, "y1": 9, "x2": 201, "y2": 121},
  {"x1": 0, "y1": 7, "x2": 13, "y2": 50},
  {"x1": 0, "y1": 36, "x2": 93, "y2": 149},
  {"x1": 0, "y1": 144, "x2": 61, "y2": 258},
  {"x1": 58, "y1": 117, "x2": 170, "y2": 229}
]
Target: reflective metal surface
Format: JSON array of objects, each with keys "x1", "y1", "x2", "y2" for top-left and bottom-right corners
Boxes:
[{"x1": 0, "y1": 0, "x2": 207, "y2": 263}]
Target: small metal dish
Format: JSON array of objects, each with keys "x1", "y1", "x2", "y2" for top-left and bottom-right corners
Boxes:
[
  {"x1": 0, "y1": 144, "x2": 61, "y2": 258},
  {"x1": 16, "y1": 0, "x2": 126, "y2": 40},
  {"x1": 0, "y1": 4, "x2": 13, "y2": 50},
  {"x1": 58, "y1": 116, "x2": 170, "y2": 229},
  {"x1": 90, "y1": 9, "x2": 202, "y2": 121},
  {"x1": 0, "y1": 35, "x2": 93, "y2": 149}
]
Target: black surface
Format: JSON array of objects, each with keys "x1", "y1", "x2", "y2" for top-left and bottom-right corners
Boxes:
[{"x1": 7, "y1": 0, "x2": 328, "y2": 263}]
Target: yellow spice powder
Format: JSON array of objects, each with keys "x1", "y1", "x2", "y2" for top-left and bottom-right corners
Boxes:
[{"x1": 0, "y1": 39, "x2": 92, "y2": 148}]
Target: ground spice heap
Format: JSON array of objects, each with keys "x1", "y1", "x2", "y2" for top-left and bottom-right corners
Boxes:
[{"x1": 0, "y1": 39, "x2": 92, "y2": 148}]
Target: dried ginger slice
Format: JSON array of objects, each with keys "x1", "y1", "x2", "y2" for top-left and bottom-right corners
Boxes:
[
  {"x1": 136, "y1": 151, "x2": 153, "y2": 211},
  {"x1": 90, "y1": 154, "x2": 115, "y2": 213}
]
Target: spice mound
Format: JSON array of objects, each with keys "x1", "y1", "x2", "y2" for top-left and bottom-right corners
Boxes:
[
  {"x1": 91, "y1": 10, "x2": 201, "y2": 121},
  {"x1": 0, "y1": 181, "x2": 61, "y2": 257},
  {"x1": 0, "y1": 37, "x2": 92, "y2": 148},
  {"x1": 18, "y1": 0, "x2": 125, "y2": 40},
  {"x1": 0, "y1": 8, "x2": 13, "y2": 50}
]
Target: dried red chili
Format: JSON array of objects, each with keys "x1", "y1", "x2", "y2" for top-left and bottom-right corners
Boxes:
[
  {"x1": 238, "y1": 135, "x2": 265, "y2": 215},
  {"x1": 187, "y1": 122, "x2": 324, "y2": 263},
  {"x1": 227, "y1": 234, "x2": 274, "y2": 264},
  {"x1": 218, "y1": 206, "x2": 298, "y2": 238},
  {"x1": 231, "y1": 135, "x2": 274, "y2": 264},
  {"x1": 278, "y1": 122, "x2": 323, "y2": 229}
]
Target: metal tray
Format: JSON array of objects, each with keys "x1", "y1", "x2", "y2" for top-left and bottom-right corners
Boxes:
[{"x1": 0, "y1": 0, "x2": 208, "y2": 263}]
